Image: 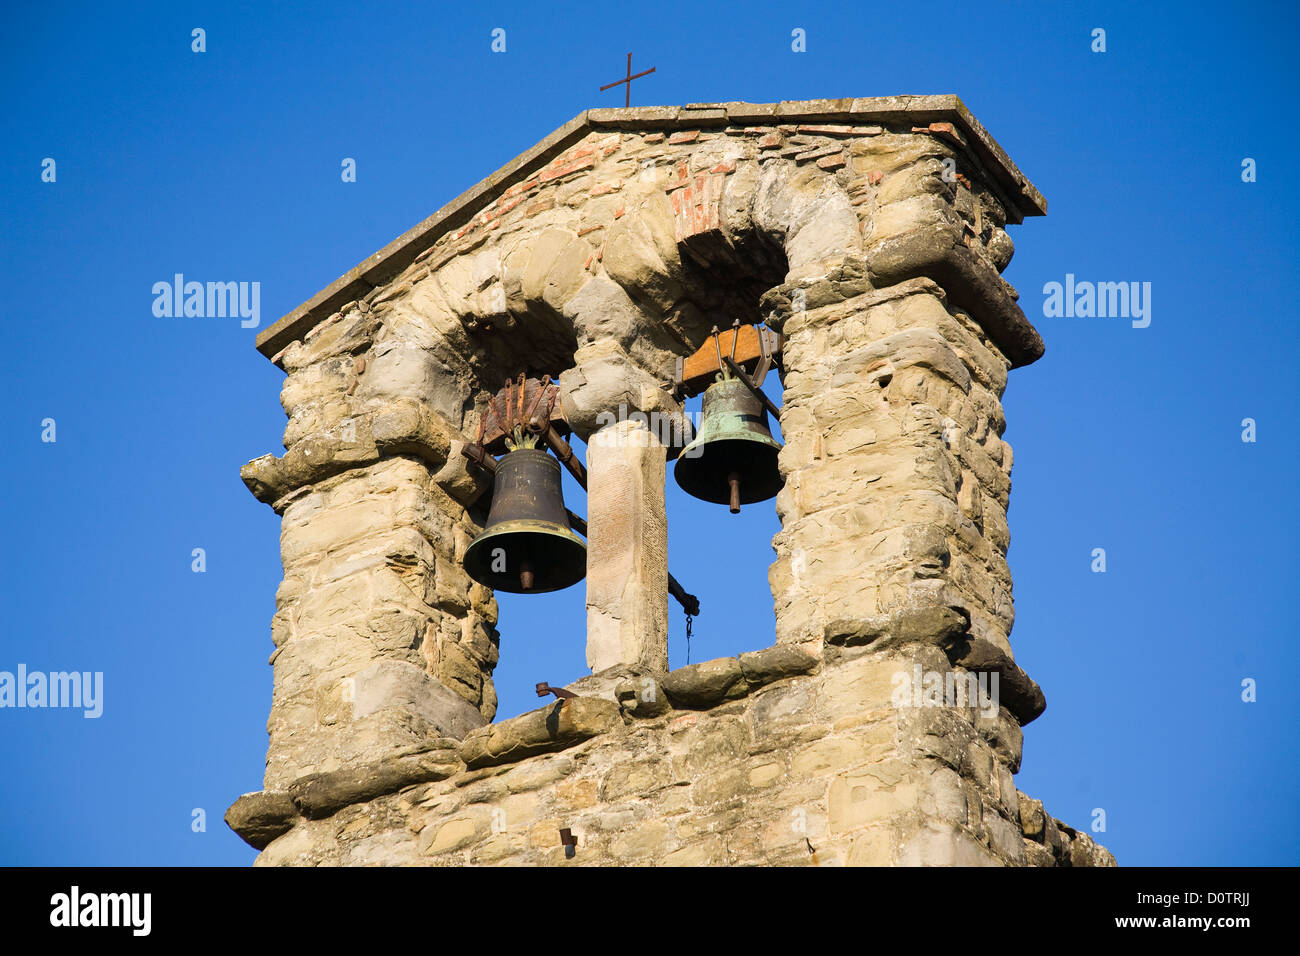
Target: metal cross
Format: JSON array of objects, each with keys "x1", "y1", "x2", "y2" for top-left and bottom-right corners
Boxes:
[{"x1": 599, "y1": 53, "x2": 655, "y2": 108}]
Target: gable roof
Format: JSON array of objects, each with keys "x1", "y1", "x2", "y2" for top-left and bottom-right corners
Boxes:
[{"x1": 256, "y1": 95, "x2": 1045, "y2": 361}]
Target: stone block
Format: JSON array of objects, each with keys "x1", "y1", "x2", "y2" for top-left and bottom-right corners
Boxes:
[
  {"x1": 351, "y1": 660, "x2": 486, "y2": 740},
  {"x1": 224, "y1": 791, "x2": 298, "y2": 850},
  {"x1": 661, "y1": 657, "x2": 746, "y2": 708}
]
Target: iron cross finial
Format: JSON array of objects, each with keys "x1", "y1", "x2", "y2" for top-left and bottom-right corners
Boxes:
[{"x1": 599, "y1": 52, "x2": 656, "y2": 108}]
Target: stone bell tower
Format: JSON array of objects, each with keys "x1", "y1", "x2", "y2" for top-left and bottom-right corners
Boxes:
[{"x1": 226, "y1": 96, "x2": 1115, "y2": 867}]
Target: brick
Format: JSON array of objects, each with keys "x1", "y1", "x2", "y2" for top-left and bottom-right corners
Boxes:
[
  {"x1": 525, "y1": 198, "x2": 555, "y2": 217},
  {"x1": 817, "y1": 154, "x2": 847, "y2": 171},
  {"x1": 668, "y1": 131, "x2": 699, "y2": 145},
  {"x1": 912, "y1": 122, "x2": 967, "y2": 149},
  {"x1": 495, "y1": 194, "x2": 525, "y2": 214},
  {"x1": 758, "y1": 133, "x2": 783, "y2": 150},
  {"x1": 538, "y1": 156, "x2": 595, "y2": 184}
]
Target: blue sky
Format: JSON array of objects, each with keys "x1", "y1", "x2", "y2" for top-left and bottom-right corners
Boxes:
[{"x1": 2, "y1": 1, "x2": 1297, "y2": 866}]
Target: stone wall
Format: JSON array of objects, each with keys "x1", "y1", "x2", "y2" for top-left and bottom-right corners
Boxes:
[
  {"x1": 229, "y1": 98, "x2": 1113, "y2": 866},
  {"x1": 230, "y1": 644, "x2": 1112, "y2": 866}
]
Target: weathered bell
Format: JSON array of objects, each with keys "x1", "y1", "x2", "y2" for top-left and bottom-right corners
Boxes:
[
  {"x1": 463, "y1": 448, "x2": 587, "y2": 593},
  {"x1": 674, "y1": 376, "x2": 784, "y2": 513}
]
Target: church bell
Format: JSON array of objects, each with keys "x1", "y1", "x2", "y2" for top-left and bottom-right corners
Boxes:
[
  {"x1": 674, "y1": 375, "x2": 784, "y2": 513},
  {"x1": 463, "y1": 448, "x2": 587, "y2": 593}
]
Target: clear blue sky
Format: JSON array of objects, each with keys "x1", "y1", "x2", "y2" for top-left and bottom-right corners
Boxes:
[{"x1": 2, "y1": 1, "x2": 1296, "y2": 866}]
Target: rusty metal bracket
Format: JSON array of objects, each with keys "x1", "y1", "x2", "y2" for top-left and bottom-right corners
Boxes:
[{"x1": 535, "y1": 682, "x2": 577, "y2": 700}]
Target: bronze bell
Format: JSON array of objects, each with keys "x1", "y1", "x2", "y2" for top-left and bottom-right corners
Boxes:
[
  {"x1": 674, "y1": 375, "x2": 784, "y2": 513},
  {"x1": 463, "y1": 448, "x2": 587, "y2": 593}
]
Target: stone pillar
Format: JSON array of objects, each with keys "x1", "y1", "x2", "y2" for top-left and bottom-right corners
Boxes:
[
  {"x1": 769, "y1": 277, "x2": 1008, "y2": 652},
  {"x1": 584, "y1": 419, "x2": 669, "y2": 674},
  {"x1": 558, "y1": 337, "x2": 682, "y2": 677},
  {"x1": 238, "y1": 308, "x2": 501, "y2": 794}
]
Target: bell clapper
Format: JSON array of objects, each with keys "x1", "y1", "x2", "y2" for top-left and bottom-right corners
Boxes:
[
  {"x1": 727, "y1": 471, "x2": 742, "y2": 514},
  {"x1": 519, "y1": 560, "x2": 535, "y2": 591}
]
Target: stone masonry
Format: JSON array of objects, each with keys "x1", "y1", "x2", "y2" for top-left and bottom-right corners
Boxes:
[{"x1": 227, "y1": 97, "x2": 1115, "y2": 866}]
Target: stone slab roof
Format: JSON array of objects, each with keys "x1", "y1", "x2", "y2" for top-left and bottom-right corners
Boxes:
[{"x1": 256, "y1": 95, "x2": 1045, "y2": 360}]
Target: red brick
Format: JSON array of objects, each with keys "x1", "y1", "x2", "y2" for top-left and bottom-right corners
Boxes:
[
  {"x1": 526, "y1": 198, "x2": 555, "y2": 217},
  {"x1": 591, "y1": 180, "x2": 623, "y2": 196},
  {"x1": 643, "y1": 133, "x2": 665, "y2": 144},
  {"x1": 578, "y1": 225, "x2": 604, "y2": 237},
  {"x1": 496, "y1": 194, "x2": 525, "y2": 215},
  {"x1": 710, "y1": 159, "x2": 736, "y2": 174},
  {"x1": 868, "y1": 170, "x2": 883, "y2": 185},
  {"x1": 757, "y1": 133, "x2": 783, "y2": 150},
  {"x1": 912, "y1": 122, "x2": 967, "y2": 148},
  {"x1": 539, "y1": 156, "x2": 596, "y2": 183},
  {"x1": 668, "y1": 130, "x2": 699, "y2": 145},
  {"x1": 817, "y1": 154, "x2": 846, "y2": 171}
]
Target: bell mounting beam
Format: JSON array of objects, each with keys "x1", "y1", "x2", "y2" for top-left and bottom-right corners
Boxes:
[
  {"x1": 675, "y1": 324, "x2": 783, "y2": 400},
  {"x1": 477, "y1": 377, "x2": 570, "y2": 454}
]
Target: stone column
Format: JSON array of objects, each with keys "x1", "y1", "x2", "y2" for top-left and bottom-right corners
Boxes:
[
  {"x1": 584, "y1": 419, "x2": 669, "y2": 674},
  {"x1": 558, "y1": 338, "x2": 683, "y2": 677}
]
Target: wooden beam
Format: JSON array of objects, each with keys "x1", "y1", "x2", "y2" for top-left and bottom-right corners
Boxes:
[{"x1": 677, "y1": 326, "x2": 782, "y2": 398}]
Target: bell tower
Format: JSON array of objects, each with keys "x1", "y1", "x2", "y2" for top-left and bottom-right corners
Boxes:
[{"x1": 227, "y1": 97, "x2": 1115, "y2": 867}]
